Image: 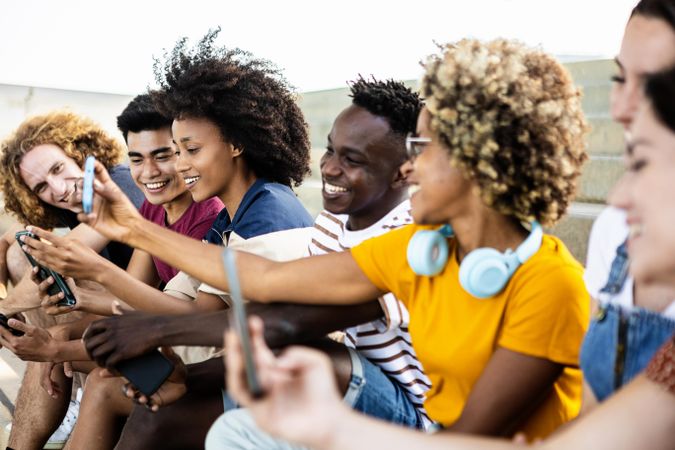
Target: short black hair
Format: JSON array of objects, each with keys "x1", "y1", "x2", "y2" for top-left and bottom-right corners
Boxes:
[
  {"x1": 646, "y1": 65, "x2": 675, "y2": 132},
  {"x1": 632, "y1": 0, "x2": 675, "y2": 33},
  {"x1": 117, "y1": 93, "x2": 172, "y2": 143},
  {"x1": 348, "y1": 75, "x2": 423, "y2": 136},
  {"x1": 151, "y1": 29, "x2": 310, "y2": 187}
]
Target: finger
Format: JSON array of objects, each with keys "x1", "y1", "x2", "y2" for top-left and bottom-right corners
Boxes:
[
  {"x1": 37, "y1": 276, "x2": 55, "y2": 295},
  {"x1": 25, "y1": 226, "x2": 63, "y2": 247},
  {"x1": 6, "y1": 319, "x2": 33, "y2": 335},
  {"x1": 64, "y1": 361, "x2": 73, "y2": 378},
  {"x1": 224, "y1": 329, "x2": 252, "y2": 406},
  {"x1": 40, "y1": 363, "x2": 57, "y2": 397},
  {"x1": 249, "y1": 316, "x2": 276, "y2": 368}
]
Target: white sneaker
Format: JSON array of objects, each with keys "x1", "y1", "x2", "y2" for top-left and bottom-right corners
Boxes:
[{"x1": 43, "y1": 388, "x2": 82, "y2": 450}]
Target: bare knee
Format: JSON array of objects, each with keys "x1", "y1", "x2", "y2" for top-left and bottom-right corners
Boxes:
[{"x1": 7, "y1": 242, "x2": 30, "y2": 285}]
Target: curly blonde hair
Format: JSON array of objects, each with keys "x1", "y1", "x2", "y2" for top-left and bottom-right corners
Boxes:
[
  {"x1": 0, "y1": 111, "x2": 125, "y2": 228},
  {"x1": 421, "y1": 39, "x2": 588, "y2": 227}
]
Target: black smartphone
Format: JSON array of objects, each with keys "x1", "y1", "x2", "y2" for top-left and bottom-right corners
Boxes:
[
  {"x1": 15, "y1": 231, "x2": 76, "y2": 307},
  {"x1": 115, "y1": 350, "x2": 175, "y2": 397},
  {"x1": 222, "y1": 248, "x2": 264, "y2": 398},
  {"x1": 0, "y1": 314, "x2": 24, "y2": 337}
]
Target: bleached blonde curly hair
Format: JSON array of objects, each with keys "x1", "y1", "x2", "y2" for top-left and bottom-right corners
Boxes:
[{"x1": 421, "y1": 39, "x2": 588, "y2": 227}]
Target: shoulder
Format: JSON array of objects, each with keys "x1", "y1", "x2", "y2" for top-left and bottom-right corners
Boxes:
[
  {"x1": 233, "y1": 181, "x2": 313, "y2": 239},
  {"x1": 108, "y1": 164, "x2": 144, "y2": 209}
]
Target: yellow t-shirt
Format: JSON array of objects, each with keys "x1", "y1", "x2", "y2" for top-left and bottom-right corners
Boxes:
[{"x1": 350, "y1": 224, "x2": 589, "y2": 438}]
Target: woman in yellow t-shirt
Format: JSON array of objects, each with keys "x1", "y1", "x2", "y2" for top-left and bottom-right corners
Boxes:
[{"x1": 79, "y1": 39, "x2": 589, "y2": 438}]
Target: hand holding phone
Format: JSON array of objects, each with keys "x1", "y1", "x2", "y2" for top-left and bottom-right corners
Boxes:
[
  {"x1": 15, "y1": 231, "x2": 76, "y2": 307},
  {"x1": 82, "y1": 155, "x2": 96, "y2": 214},
  {"x1": 0, "y1": 314, "x2": 24, "y2": 337},
  {"x1": 222, "y1": 248, "x2": 264, "y2": 398}
]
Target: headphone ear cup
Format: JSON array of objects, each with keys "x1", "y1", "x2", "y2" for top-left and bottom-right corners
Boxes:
[
  {"x1": 458, "y1": 248, "x2": 510, "y2": 298},
  {"x1": 407, "y1": 230, "x2": 449, "y2": 276}
]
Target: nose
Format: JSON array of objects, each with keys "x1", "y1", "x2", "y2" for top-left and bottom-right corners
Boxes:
[
  {"x1": 142, "y1": 159, "x2": 161, "y2": 179},
  {"x1": 47, "y1": 176, "x2": 68, "y2": 198},
  {"x1": 610, "y1": 81, "x2": 641, "y2": 130},
  {"x1": 175, "y1": 150, "x2": 190, "y2": 174},
  {"x1": 320, "y1": 152, "x2": 341, "y2": 178},
  {"x1": 608, "y1": 172, "x2": 631, "y2": 211},
  {"x1": 399, "y1": 158, "x2": 414, "y2": 181}
]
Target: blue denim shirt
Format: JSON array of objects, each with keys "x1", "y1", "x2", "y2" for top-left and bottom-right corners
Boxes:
[{"x1": 580, "y1": 240, "x2": 675, "y2": 401}]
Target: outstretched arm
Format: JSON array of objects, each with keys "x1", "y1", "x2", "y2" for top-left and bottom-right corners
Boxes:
[
  {"x1": 227, "y1": 320, "x2": 675, "y2": 450},
  {"x1": 83, "y1": 300, "x2": 383, "y2": 369},
  {"x1": 79, "y1": 162, "x2": 383, "y2": 306}
]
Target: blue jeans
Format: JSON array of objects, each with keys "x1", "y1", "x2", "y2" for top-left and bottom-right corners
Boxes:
[
  {"x1": 207, "y1": 348, "x2": 425, "y2": 449},
  {"x1": 580, "y1": 303, "x2": 675, "y2": 402}
]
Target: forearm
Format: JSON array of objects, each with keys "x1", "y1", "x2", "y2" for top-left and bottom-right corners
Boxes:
[
  {"x1": 52, "y1": 339, "x2": 90, "y2": 363},
  {"x1": 126, "y1": 218, "x2": 381, "y2": 305},
  {"x1": 146, "y1": 301, "x2": 383, "y2": 349},
  {"x1": 323, "y1": 407, "x2": 517, "y2": 450},
  {"x1": 97, "y1": 264, "x2": 207, "y2": 314}
]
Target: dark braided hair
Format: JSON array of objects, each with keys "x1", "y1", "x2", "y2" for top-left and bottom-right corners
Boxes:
[
  {"x1": 349, "y1": 75, "x2": 423, "y2": 136},
  {"x1": 151, "y1": 29, "x2": 311, "y2": 187},
  {"x1": 117, "y1": 93, "x2": 172, "y2": 143}
]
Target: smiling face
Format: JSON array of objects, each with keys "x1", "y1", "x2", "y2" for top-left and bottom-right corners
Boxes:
[
  {"x1": 19, "y1": 144, "x2": 84, "y2": 212},
  {"x1": 321, "y1": 105, "x2": 407, "y2": 230},
  {"x1": 127, "y1": 128, "x2": 188, "y2": 205},
  {"x1": 610, "y1": 102, "x2": 675, "y2": 286},
  {"x1": 407, "y1": 108, "x2": 477, "y2": 225},
  {"x1": 172, "y1": 117, "x2": 242, "y2": 203},
  {"x1": 611, "y1": 15, "x2": 675, "y2": 130}
]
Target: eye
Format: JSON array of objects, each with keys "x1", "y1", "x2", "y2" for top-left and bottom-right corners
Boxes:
[
  {"x1": 610, "y1": 75, "x2": 625, "y2": 84},
  {"x1": 130, "y1": 158, "x2": 143, "y2": 165},
  {"x1": 345, "y1": 156, "x2": 364, "y2": 166},
  {"x1": 155, "y1": 153, "x2": 172, "y2": 162},
  {"x1": 628, "y1": 158, "x2": 647, "y2": 173},
  {"x1": 186, "y1": 147, "x2": 200, "y2": 154},
  {"x1": 52, "y1": 162, "x2": 64, "y2": 174}
]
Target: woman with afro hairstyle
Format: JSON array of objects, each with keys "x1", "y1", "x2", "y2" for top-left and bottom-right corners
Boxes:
[
  {"x1": 81, "y1": 38, "x2": 589, "y2": 444},
  {"x1": 33, "y1": 30, "x2": 314, "y2": 450}
]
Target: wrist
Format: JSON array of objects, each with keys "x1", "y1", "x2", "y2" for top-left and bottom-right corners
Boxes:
[
  {"x1": 125, "y1": 216, "x2": 147, "y2": 248},
  {"x1": 317, "y1": 403, "x2": 355, "y2": 450}
]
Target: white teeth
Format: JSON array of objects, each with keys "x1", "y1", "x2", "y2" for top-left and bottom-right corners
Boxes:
[
  {"x1": 408, "y1": 185, "x2": 421, "y2": 196},
  {"x1": 145, "y1": 181, "x2": 168, "y2": 190},
  {"x1": 628, "y1": 223, "x2": 642, "y2": 239},
  {"x1": 324, "y1": 183, "x2": 348, "y2": 194},
  {"x1": 184, "y1": 176, "x2": 200, "y2": 185}
]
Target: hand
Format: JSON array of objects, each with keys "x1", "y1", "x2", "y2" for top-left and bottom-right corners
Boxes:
[
  {"x1": 40, "y1": 361, "x2": 73, "y2": 399},
  {"x1": 77, "y1": 161, "x2": 143, "y2": 244},
  {"x1": 226, "y1": 316, "x2": 346, "y2": 448},
  {"x1": 33, "y1": 269, "x2": 79, "y2": 316},
  {"x1": 0, "y1": 320, "x2": 59, "y2": 361},
  {"x1": 101, "y1": 347, "x2": 188, "y2": 412},
  {"x1": 83, "y1": 308, "x2": 163, "y2": 370},
  {"x1": 21, "y1": 226, "x2": 106, "y2": 281}
]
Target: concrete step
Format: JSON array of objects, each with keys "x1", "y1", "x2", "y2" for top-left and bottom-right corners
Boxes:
[
  {"x1": 548, "y1": 202, "x2": 606, "y2": 264},
  {"x1": 577, "y1": 155, "x2": 624, "y2": 204},
  {"x1": 587, "y1": 117, "x2": 626, "y2": 156}
]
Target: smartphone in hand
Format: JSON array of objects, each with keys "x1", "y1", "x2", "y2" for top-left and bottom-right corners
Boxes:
[
  {"x1": 15, "y1": 231, "x2": 76, "y2": 307},
  {"x1": 222, "y1": 248, "x2": 264, "y2": 398},
  {"x1": 116, "y1": 350, "x2": 174, "y2": 397},
  {"x1": 82, "y1": 155, "x2": 96, "y2": 214}
]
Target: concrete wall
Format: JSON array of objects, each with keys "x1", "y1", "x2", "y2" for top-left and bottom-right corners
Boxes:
[{"x1": 0, "y1": 60, "x2": 622, "y2": 263}]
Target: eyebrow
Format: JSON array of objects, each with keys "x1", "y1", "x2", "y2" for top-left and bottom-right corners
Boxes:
[
  {"x1": 28, "y1": 161, "x2": 60, "y2": 193},
  {"x1": 128, "y1": 147, "x2": 173, "y2": 158}
]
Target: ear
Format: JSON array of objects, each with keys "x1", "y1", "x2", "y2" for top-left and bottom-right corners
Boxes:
[
  {"x1": 231, "y1": 146, "x2": 244, "y2": 158},
  {"x1": 391, "y1": 159, "x2": 413, "y2": 189}
]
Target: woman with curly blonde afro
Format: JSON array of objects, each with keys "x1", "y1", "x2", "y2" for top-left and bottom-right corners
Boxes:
[{"x1": 78, "y1": 39, "x2": 590, "y2": 444}]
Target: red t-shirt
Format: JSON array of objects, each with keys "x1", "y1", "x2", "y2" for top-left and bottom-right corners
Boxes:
[{"x1": 139, "y1": 197, "x2": 223, "y2": 283}]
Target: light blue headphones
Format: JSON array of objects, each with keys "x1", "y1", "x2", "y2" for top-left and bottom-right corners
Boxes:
[{"x1": 406, "y1": 221, "x2": 543, "y2": 298}]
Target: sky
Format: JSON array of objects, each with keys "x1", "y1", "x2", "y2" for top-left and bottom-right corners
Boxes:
[{"x1": 0, "y1": 0, "x2": 638, "y2": 95}]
